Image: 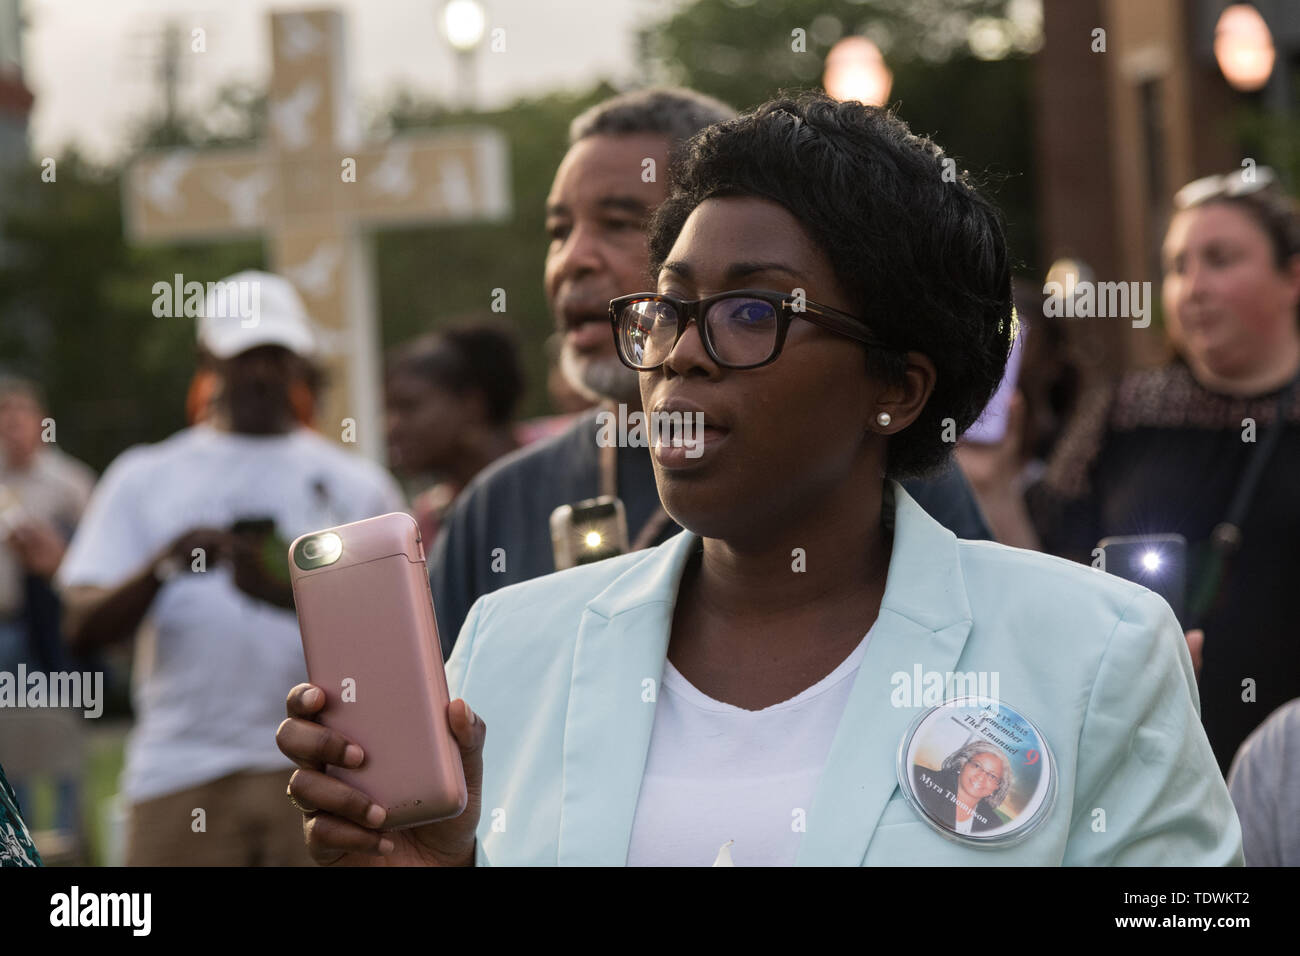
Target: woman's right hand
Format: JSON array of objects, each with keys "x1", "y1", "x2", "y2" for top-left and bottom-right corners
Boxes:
[{"x1": 276, "y1": 683, "x2": 485, "y2": 866}]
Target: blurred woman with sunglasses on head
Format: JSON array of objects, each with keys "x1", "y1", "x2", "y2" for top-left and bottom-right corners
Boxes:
[
  {"x1": 1027, "y1": 169, "x2": 1300, "y2": 776},
  {"x1": 277, "y1": 94, "x2": 1240, "y2": 867}
]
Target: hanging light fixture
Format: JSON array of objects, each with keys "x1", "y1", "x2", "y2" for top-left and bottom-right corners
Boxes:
[
  {"x1": 823, "y1": 36, "x2": 892, "y2": 106},
  {"x1": 1214, "y1": 4, "x2": 1275, "y2": 92}
]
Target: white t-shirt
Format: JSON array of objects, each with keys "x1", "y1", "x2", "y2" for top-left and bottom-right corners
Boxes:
[
  {"x1": 626, "y1": 626, "x2": 873, "y2": 866},
  {"x1": 56, "y1": 425, "x2": 405, "y2": 802}
]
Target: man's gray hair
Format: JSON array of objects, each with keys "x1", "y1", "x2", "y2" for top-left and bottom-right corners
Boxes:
[{"x1": 568, "y1": 87, "x2": 735, "y2": 148}]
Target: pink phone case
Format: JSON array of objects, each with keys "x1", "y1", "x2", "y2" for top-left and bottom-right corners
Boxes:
[{"x1": 288, "y1": 512, "x2": 467, "y2": 829}]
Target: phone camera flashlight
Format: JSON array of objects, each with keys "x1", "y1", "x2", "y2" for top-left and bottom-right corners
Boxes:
[
  {"x1": 584, "y1": 530, "x2": 604, "y2": 549},
  {"x1": 295, "y1": 531, "x2": 343, "y2": 569},
  {"x1": 1141, "y1": 551, "x2": 1161, "y2": 572},
  {"x1": 304, "y1": 534, "x2": 341, "y2": 560}
]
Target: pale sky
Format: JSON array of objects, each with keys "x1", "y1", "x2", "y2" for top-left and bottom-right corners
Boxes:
[{"x1": 20, "y1": 0, "x2": 679, "y2": 162}]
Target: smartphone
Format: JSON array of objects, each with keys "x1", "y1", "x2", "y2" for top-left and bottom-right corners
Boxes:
[
  {"x1": 231, "y1": 516, "x2": 292, "y2": 600},
  {"x1": 231, "y1": 516, "x2": 276, "y2": 537},
  {"x1": 1096, "y1": 533, "x2": 1188, "y2": 626},
  {"x1": 288, "y1": 512, "x2": 467, "y2": 828},
  {"x1": 231, "y1": 518, "x2": 282, "y2": 562},
  {"x1": 550, "y1": 495, "x2": 630, "y2": 570}
]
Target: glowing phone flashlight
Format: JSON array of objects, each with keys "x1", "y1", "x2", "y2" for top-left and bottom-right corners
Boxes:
[
  {"x1": 550, "y1": 496, "x2": 629, "y2": 570},
  {"x1": 1096, "y1": 534, "x2": 1187, "y2": 627}
]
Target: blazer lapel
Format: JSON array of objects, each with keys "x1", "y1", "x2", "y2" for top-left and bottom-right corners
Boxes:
[
  {"x1": 796, "y1": 480, "x2": 975, "y2": 865},
  {"x1": 555, "y1": 481, "x2": 974, "y2": 866},
  {"x1": 556, "y1": 530, "x2": 700, "y2": 865}
]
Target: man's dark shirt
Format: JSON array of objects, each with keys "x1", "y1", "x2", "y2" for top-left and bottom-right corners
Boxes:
[{"x1": 430, "y1": 409, "x2": 993, "y2": 658}]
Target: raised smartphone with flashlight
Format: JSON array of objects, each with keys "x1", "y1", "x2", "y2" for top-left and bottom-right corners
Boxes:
[
  {"x1": 1096, "y1": 533, "x2": 1188, "y2": 626},
  {"x1": 550, "y1": 496, "x2": 629, "y2": 570},
  {"x1": 287, "y1": 512, "x2": 467, "y2": 829}
]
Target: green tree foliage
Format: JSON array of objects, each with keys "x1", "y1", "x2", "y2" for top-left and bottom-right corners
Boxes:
[
  {"x1": 371, "y1": 84, "x2": 615, "y2": 421},
  {"x1": 0, "y1": 84, "x2": 612, "y2": 473},
  {"x1": 1237, "y1": 107, "x2": 1300, "y2": 196},
  {"x1": 642, "y1": 0, "x2": 1042, "y2": 275},
  {"x1": 0, "y1": 149, "x2": 262, "y2": 472}
]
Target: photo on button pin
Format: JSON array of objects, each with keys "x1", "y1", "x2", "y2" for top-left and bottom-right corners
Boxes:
[{"x1": 897, "y1": 697, "x2": 1056, "y2": 846}]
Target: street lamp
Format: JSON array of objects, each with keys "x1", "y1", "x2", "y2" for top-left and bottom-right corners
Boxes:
[
  {"x1": 442, "y1": 0, "x2": 486, "y2": 109},
  {"x1": 822, "y1": 36, "x2": 892, "y2": 106},
  {"x1": 1214, "y1": 3, "x2": 1275, "y2": 92}
]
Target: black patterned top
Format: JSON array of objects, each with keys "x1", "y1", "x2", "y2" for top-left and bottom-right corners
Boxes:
[{"x1": 1026, "y1": 357, "x2": 1300, "y2": 774}]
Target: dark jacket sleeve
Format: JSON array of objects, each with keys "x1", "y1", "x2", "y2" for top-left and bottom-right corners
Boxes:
[
  {"x1": 430, "y1": 491, "x2": 482, "y2": 661},
  {"x1": 901, "y1": 464, "x2": 994, "y2": 542},
  {"x1": 428, "y1": 421, "x2": 588, "y2": 657}
]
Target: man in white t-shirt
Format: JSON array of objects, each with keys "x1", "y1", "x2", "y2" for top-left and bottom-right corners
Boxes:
[{"x1": 56, "y1": 271, "x2": 404, "y2": 866}]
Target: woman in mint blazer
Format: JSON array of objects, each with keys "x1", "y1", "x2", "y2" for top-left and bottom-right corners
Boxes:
[{"x1": 279, "y1": 93, "x2": 1241, "y2": 867}]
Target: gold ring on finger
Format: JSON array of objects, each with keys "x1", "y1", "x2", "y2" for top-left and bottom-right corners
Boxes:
[{"x1": 286, "y1": 783, "x2": 313, "y2": 815}]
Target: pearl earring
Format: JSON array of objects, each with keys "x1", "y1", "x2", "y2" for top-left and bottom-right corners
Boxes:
[{"x1": 876, "y1": 412, "x2": 892, "y2": 427}]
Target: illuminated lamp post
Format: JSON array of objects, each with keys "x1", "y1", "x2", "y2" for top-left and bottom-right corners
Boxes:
[{"x1": 823, "y1": 36, "x2": 892, "y2": 106}]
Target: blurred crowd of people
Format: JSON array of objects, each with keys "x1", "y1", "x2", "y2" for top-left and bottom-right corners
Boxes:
[{"x1": 2, "y1": 86, "x2": 1298, "y2": 868}]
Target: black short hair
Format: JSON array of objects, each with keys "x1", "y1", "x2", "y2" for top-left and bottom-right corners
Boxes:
[
  {"x1": 647, "y1": 92, "x2": 1015, "y2": 479},
  {"x1": 388, "y1": 320, "x2": 524, "y2": 427},
  {"x1": 569, "y1": 87, "x2": 736, "y2": 149}
]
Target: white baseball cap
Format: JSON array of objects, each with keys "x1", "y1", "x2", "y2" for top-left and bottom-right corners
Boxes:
[{"x1": 196, "y1": 270, "x2": 318, "y2": 359}]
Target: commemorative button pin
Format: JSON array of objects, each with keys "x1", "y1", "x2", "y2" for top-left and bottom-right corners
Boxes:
[{"x1": 896, "y1": 696, "x2": 1056, "y2": 847}]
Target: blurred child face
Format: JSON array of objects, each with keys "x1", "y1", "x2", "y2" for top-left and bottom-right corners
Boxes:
[
  {"x1": 1162, "y1": 203, "x2": 1300, "y2": 383},
  {"x1": 385, "y1": 372, "x2": 471, "y2": 476}
]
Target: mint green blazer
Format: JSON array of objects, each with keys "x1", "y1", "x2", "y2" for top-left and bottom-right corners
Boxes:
[{"x1": 445, "y1": 481, "x2": 1243, "y2": 866}]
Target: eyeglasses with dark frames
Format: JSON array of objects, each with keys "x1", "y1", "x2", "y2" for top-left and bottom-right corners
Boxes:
[
  {"x1": 965, "y1": 758, "x2": 1003, "y2": 788},
  {"x1": 608, "y1": 288, "x2": 886, "y2": 371}
]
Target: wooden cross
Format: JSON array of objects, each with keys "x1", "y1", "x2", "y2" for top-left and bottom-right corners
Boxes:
[{"x1": 123, "y1": 8, "x2": 510, "y2": 461}]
